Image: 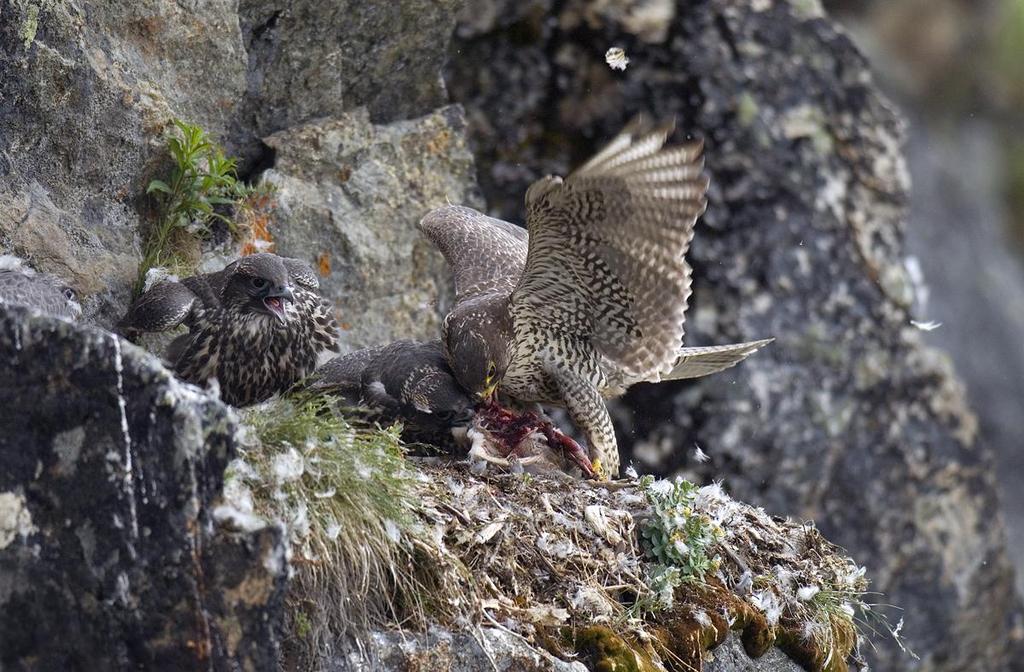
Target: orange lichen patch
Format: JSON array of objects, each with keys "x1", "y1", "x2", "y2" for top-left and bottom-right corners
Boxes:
[
  {"x1": 425, "y1": 129, "x2": 452, "y2": 155},
  {"x1": 317, "y1": 252, "x2": 331, "y2": 276},
  {"x1": 237, "y1": 192, "x2": 277, "y2": 256}
]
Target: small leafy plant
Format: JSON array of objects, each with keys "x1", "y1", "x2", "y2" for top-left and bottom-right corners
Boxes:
[
  {"x1": 135, "y1": 120, "x2": 258, "y2": 295},
  {"x1": 636, "y1": 476, "x2": 724, "y2": 610}
]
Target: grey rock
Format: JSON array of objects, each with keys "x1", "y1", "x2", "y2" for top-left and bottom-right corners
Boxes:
[
  {"x1": 902, "y1": 113, "x2": 1024, "y2": 596},
  {"x1": 446, "y1": 0, "x2": 1023, "y2": 669},
  {"x1": 261, "y1": 106, "x2": 482, "y2": 350},
  {"x1": 707, "y1": 634, "x2": 803, "y2": 672},
  {"x1": 0, "y1": 0, "x2": 249, "y2": 326},
  {"x1": 0, "y1": 305, "x2": 286, "y2": 670},
  {"x1": 0, "y1": 0, "x2": 467, "y2": 325},
  {"x1": 237, "y1": 0, "x2": 463, "y2": 147},
  {"x1": 338, "y1": 627, "x2": 588, "y2": 671}
]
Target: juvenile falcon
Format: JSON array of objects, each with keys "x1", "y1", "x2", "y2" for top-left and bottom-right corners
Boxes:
[
  {"x1": 418, "y1": 119, "x2": 771, "y2": 477},
  {"x1": 121, "y1": 253, "x2": 338, "y2": 406},
  {"x1": 310, "y1": 339, "x2": 594, "y2": 475},
  {"x1": 311, "y1": 340, "x2": 474, "y2": 442},
  {"x1": 0, "y1": 256, "x2": 81, "y2": 320}
]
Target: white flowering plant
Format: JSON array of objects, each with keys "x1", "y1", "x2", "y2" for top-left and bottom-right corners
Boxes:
[{"x1": 639, "y1": 475, "x2": 724, "y2": 578}]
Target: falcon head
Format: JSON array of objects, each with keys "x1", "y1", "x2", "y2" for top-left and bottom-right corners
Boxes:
[
  {"x1": 224, "y1": 254, "x2": 295, "y2": 324},
  {"x1": 442, "y1": 299, "x2": 514, "y2": 401}
]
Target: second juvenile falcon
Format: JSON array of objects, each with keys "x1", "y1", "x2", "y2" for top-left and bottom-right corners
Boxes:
[{"x1": 418, "y1": 119, "x2": 771, "y2": 477}]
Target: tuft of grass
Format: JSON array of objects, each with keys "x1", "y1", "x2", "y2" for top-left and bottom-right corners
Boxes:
[
  {"x1": 135, "y1": 120, "x2": 263, "y2": 296},
  {"x1": 231, "y1": 393, "x2": 472, "y2": 662}
]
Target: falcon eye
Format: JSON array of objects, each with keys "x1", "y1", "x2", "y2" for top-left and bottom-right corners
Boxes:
[
  {"x1": 486, "y1": 362, "x2": 496, "y2": 377},
  {"x1": 63, "y1": 288, "x2": 76, "y2": 301},
  {"x1": 251, "y1": 277, "x2": 268, "y2": 289}
]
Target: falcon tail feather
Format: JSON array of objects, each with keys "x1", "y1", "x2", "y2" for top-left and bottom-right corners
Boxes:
[{"x1": 661, "y1": 338, "x2": 774, "y2": 381}]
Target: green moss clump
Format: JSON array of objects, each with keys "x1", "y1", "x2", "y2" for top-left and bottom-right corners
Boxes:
[{"x1": 573, "y1": 626, "x2": 660, "y2": 672}]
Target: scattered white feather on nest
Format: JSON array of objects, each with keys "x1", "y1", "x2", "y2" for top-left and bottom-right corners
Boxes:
[
  {"x1": 797, "y1": 585, "x2": 820, "y2": 601},
  {"x1": 272, "y1": 447, "x2": 305, "y2": 483},
  {"x1": 605, "y1": 47, "x2": 630, "y2": 70},
  {"x1": 211, "y1": 504, "x2": 267, "y2": 532},
  {"x1": 570, "y1": 585, "x2": 617, "y2": 619}
]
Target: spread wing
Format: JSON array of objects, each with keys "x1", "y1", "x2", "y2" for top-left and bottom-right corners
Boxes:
[
  {"x1": 663, "y1": 339, "x2": 774, "y2": 380},
  {"x1": 509, "y1": 119, "x2": 709, "y2": 382},
  {"x1": 417, "y1": 205, "x2": 528, "y2": 302}
]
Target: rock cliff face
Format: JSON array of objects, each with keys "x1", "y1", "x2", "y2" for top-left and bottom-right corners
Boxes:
[
  {"x1": 0, "y1": 307, "x2": 286, "y2": 670},
  {"x1": 0, "y1": 0, "x2": 464, "y2": 331},
  {"x1": 262, "y1": 107, "x2": 481, "y2": 350},
  {"x1": 0, "y1": 0, "x2": 1021, "y2": 670}
]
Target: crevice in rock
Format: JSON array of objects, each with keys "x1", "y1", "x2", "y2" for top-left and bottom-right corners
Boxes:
[{"x1": 239, "y1": 141, "x2": 276, "y2": 184}]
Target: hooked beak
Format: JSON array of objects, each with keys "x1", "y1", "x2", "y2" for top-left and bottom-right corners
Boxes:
[
  {"x1": 262, "y1": 285, "x2": 295, "y2": 323},
  {"x1": 476, "y1": 378, "x2": 499, "y2": 402}
]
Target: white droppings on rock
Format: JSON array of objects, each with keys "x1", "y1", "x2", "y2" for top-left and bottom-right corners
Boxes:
[
  {"x1": 0, "y1": 491, "x2": 37, "y2": 549},
  {"x1": 111, "y1": 336, "x2": 139, "y2": 544}
]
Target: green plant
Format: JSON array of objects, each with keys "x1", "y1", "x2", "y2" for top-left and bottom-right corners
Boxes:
[
  {"x1": 631, "y1": 476, "x2": 724, "y2": 613},
  {"x1": 639, "y1": 476, "x2": 723, "y2": 577},
  {"x1": 135, "y1": 120, "x2": 257, "y2": 295}
]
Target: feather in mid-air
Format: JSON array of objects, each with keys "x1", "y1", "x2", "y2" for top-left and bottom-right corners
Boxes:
[
  {"x1": 121, "y1": 253, "x2": 338, "y2": 406},
  {"x1": 418, "y1": 119, "x2": 772, "y2": 477},
  {"x1": 0, "y1": 256, "x2": 81, "y2": 320}
]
